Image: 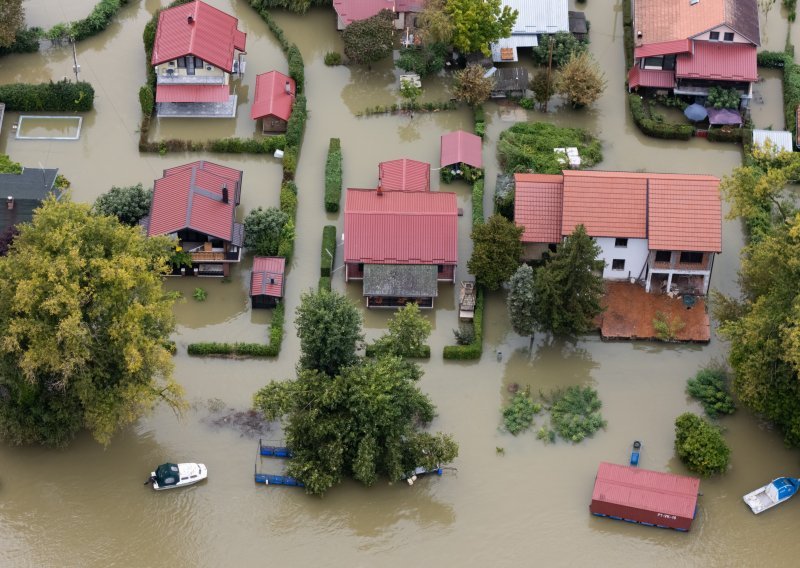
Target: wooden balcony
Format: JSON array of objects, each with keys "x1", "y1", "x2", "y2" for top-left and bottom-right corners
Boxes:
[
  {"x1": 649, "y1": 252, "x2": 711, "y2": 271},
  {"x1": 191, "y1": 251, "x2": 225, "y2": 262}
]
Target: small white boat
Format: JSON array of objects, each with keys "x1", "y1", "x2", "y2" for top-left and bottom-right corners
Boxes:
[
  {"x1": 743, "y1": 477, "x2": 799, "y2": 514},
  {"x1": 146, "y1": 462, "x2": 208, "y2": 491}
]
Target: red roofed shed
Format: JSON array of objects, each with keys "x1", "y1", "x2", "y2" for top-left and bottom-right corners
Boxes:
[
  {"x1": 251, "y1": 256, "x2": 286, "y2": 308},
  {"x1": 251, "y1": 71, "x2": 295, "y2": 133},
  {"x1": 590, "y1": 462, "x2": 700, "y2": 531},
  {"x1": 378, "y1": 159, "x2": 431, "y2": 192},
  {"x1": 440, "y1": 130, "x2": 483, "y2": 169}
]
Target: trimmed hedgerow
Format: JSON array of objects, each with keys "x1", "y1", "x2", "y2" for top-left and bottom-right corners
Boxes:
[
  {"x1": 0, "y1": 80, "x2": 95, "y2": 111},
  {"x1": 318, "y1": 276, "x2": 332, "y2": 291},
  {"x1": 188, "y1": 302, "x2": 285, "y2": 357},
  {"x1": 472, "y1": 179, "x2": 485, "y2": 227},
  {"x1": 707, "y1": 127, "x2": 748, "y2": 144},
  {"x1": 139, "y1": 85, "x2": 154, "y2": 117},
  {"x1": 139, "y1": 136, "x2": 285, "y2": 154},
  {"x1": 321, "y1": 225, "x2": 336, "y2": 278},
  {"x1": 365, "y1": 344, "x2": 431, "y2": 358},
  {"x1": 69, "y1": 0, "x2": 130, "y2": 42},
  {"x1": 325, "y1": 138, "x2": 343, "y2": 213},
  {"x1": 285, "y1": 95, "x2": 307, "y2": 147},
  {"x1": 277, "y1": 182, "x2": 298, "y2": 261},
  {"x1": 0, "y1": 27, "x2": 42, "y2": 56},
  {"x1": 628, "y1": 94, "x2": 694, "y2": 140},
  {"x1": 443, "y1": 288, "x2": 484, "y2": 360}
]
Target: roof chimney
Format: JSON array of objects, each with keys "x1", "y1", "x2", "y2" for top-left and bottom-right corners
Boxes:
[
  {"x1": 187, "y1": 15, "x2": 194, "y2": 24},
  {"x1": 222, "y1": 184, "x2": 229, "y2": 204},
  {"x1": 376, "y1": 184, "x2": 383, "y2": 196},
  {"x1": 7, "y1": 196, "x2": 13, "y2": 210},
  {"x1": 285, "y1": 81, "x2": 292, "y2": 95}
]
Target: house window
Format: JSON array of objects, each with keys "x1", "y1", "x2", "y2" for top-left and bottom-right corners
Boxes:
[
  {"x1": 709, "y1": 31, "x2": 720, "y2": 41},
  {"x1": 177, "y1": 57, "x2": 186, "y2": 68},
  {"x1": 663, "y1": 54, "x2": 676, "y2": 71},
  {"x1": 643, "y1": 56, "x2": 664, "y2": 70},
  {"x1": 437, "y1": 265, "x2": 444, "y2": 273},
  {"x1": 614, "y1": 238, "x2": 628, "y2": 248},
  {"x1": 611, "y1": 259, "x2": 625, "y2": 271},
  {"x1": 655, "y1": 250, "x2": 671, "y2": 263},
  {"x1": 724, "y1": 32, "x2": 734, "y2": 42},
  {"x1": 548, "y1": 243, "x2": 558, "y2": 253},
  {"x1": 679, "y1": 251, "x2": 704, "y2": 264}
]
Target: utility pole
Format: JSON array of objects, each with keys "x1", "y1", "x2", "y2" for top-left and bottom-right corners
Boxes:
[
  {"x1": 71, "y1": 38, "x2": 80, "y2": 83},
  {"x1": 544, "y1": 37, "x2": 554, "y2": 112}
]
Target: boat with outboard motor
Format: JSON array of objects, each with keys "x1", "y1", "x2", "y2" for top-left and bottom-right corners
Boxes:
[{"x1": 145, "y1": 462, "x2": 207, "y2": 490}]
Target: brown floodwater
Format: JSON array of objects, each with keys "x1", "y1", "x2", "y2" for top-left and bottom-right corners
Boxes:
[{"x1": 2, "y1": 1, "x2": 800, "y2": 566}]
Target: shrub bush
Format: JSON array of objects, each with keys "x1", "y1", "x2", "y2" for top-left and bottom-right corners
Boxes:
[
  {"x1": 497, "y1": 121, "x2": 603, "y2": 173},
  {"x1": 364, "y1": 343, "x2": 431, "y2": 358},
  {"x1": 187, "y1": 303, "x2": 284, "y2": 357},
  {"x1": 502, "y1": 388, "x2": 542, "y2": 435},
  {"x1": 285, "y1": 95, "x2": 307, "y2": 148},
  {"x1": 628, "y1": 94, "x2": 694, "y2": 140},
  {"x1": 472, "y1": 179, "x2": 485, "y2": 227},
  {"x1": 0, "y1": 27, "x2": 42, "y2": 56},
  {"x1": 0, "y1": 80, "x2": 95, "y2": 111},
  {"x1": 707, "y1": 127, "x2": 746, "y2": 144},
  {"x1": 549, "y1": 386, "x2": 607, "y2": 443},
  {"x1": 325, "y1": 138, "x2": 343, "y2": 213},
  {"x1": 321, "y1": 225, "x2": 337, "y2": 277},
  {"x1": 687, "y1": 365, "x2": 736, "y2": 418},
  {"x1": 674, "y1": 412, "x2": 731, "y2": 476},
  {"x1": 443, "y1": 288, "x2": 484, "y2": 359},
  {"x1": 282, "y1": 146, "x2": 298, "y2": 180},
  {"x1": 139, "y1": 85, "x2": 154, "y2": 117},
  {"x1": 324, "y1": 51, "x2": 342, "y2": 65},
  {"x1": 70, "y1": 0, "x2": 130, "y2": 42},
  {"x1": 318, "y1": 276, "x2": 331, "y2": 291},
  {"x1": 287, "y1": 45, "x2": 305, "y2": 93},
  {"x1": 757, "y1": 50, "x2": 789, "y2": 69}
]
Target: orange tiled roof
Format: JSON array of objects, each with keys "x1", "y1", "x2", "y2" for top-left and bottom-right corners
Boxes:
[
  {"x1": 635, "y1": 0, "x2": 759, "y2": 46},
  {"x1": 648, "y1": 174, "x2": 721, "y2": 252},
  {"x1": 514, "y1": 174, "x2": 564, "y2": 244}
]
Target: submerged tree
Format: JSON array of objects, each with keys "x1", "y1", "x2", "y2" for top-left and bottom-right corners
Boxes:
[
  {"x1": 467, "y1": 214, "x2": 523, "y2": 290},
  {"x1": 243, "y1": 206, "x2": 289, "y2": 257},
  {"x1": 342, "y1": 9, "x2": 394, "y2": 67},
  {"x1": 417, "y1": 0, "x2": 454, "y2": 46},
  {"x1": 556, "y1": 51, "x2": 607, "y2": 108},
  {"x1": 0, "y1": 196, "x2": 183, "y2": 447},
  {"x1": 371, "y1": 302, "x2": 432, "y2": 358},
  {"x1": 445, "y1": 0, "x2": 517, "y2": 56},
  {"x1": 0, "y1": 0, "x2": 24, "y2": 48},
  {"x1": 507, "y1": 264, "x2": 536, "y2": 345},
  {"x1": 674, "y1": 412, "x2": 730, "y2": 477},
  {"x1": 453, "y1": 64, "x2": 495, "y2": 108},
  {"x1": 93, "y1": 183, "x2": 153, "y2": 226}
]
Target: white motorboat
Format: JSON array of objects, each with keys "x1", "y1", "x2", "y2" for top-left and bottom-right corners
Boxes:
[
  {"x1": 743, "y1": 477, "x2": 799, "y2": 514},
  {"x1": 147, "y1": 462, "x2": 207, "y2": 491}
]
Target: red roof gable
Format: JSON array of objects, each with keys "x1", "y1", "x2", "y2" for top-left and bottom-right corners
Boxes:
[
  {"x1": 514, "y1": 174, "x2": 564, "y2": 244},
  {"x1": 344, "y1": 189, "x2": 458, "y2": 264},
  {"x1": 251, "y1": 71, "x2": 295, "y2": 121},
  {"x1": 648, "y1": 174, "x2": 721, "y2": 252},
  {"x1": 148, "y1": 160, "x2": 242, "y2": 242},
  {"x1": 676, "y1": 41, "x2": 757, "y2": 82},
  {"x1": 333, "y1": 0, "x2": 422, "y2": 25},
  {"x1": 627, "y1": 67, "x2": 676, "y2": 89},
  {"x1": 152, "y1": 0, "x2": 246, "y2": 73},
  {"x1": 155, "y1": 84, "x2": 230, "y2": 103},
  {"x1": 250, "y1": 256, "x2": 286, "y2": 298},
  {"x1": 562, "y1": 171, "x2": 648, "y2": 239},
  {"x1": 378, "y1": 159, "x2": 431, "y2": 192},
  {"x1": 440, "y1": 130, "x2": 483, "y2": 168}
]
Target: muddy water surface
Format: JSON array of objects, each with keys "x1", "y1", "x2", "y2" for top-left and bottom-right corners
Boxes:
[{"x1": 1, "y1": 1, "x2": 800, "y2": 567}]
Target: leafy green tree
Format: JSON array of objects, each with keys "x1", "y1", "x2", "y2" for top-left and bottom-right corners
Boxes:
[
  {"x1": 243, "y1": 206, "x2": 289, "y2": 257},
  {"x1": 295, "y1": 289, "x2": 364, "y2": 377},
  {"x1": 686, "y1": 364, "x2": 736, "y2": 418},
  {"x1": 507, "y1": 264, "x2": 536, "y2": 342},
  {"x1": 550, "y1": 386, "x2": 606, "y2": 443},
  {"x1": 417, "y1": 0, "x2": 454, "y2": 46},
  {"x1": 0, "y1": 0, "x2": 24, "y2": 47},
  {"x1": 532, "y1": 225, "x2": 604, "y2": 335},
  {"x1": 674, "y1": 412, "x2": 731, "y2": 477},
  {"x1": 445, "y1": 0, "x2": 517, "y2": 56},
  {"x1": 396, "y1": 43, "x2": 448, "y2": 77},
  {"x1": 399, "y1": 78, "x2": 423, "y2": 109},
  {"x1": 93, "y1": 183, "x2": 153, "y2": 226},
  {"x1": 530, "y1": 71, "x2": 551, "y2": 110},
  {"x1": 254, "y1": 355, "x2": 458, "y2": 494},
  {"x1": 467, "y1": 214, "x2": 523, "y2": 290},
  {"x1": 556, "y1": 51, "x2": 607, "y2": 108},
  {"x1": 0, "y1": 196, "x2": 183, "y2": 447},
  {"x1": 371, "y1": 302, "x2": 432, "y2": 357},
  {"x1": 342, "y1": 9, "x2": 394, "y2": 67},
  {"x1": 453, "y1": 64, "x2": 495, "y2": 107},
  {"x1": 531, "y1": 32, "x2": 588, "y2": 67},
  {"x1": 0, "y1": 154, "x2": 22, "y2": 174}
]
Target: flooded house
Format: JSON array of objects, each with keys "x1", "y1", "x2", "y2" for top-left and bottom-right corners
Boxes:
[
  {"x1": 514, "y1": 170, "x2": 722, "y2": 296},
  {"x1": 0, "y1": 166, "x2": 59, "y2": 233},
  {"x1": 343, "y1": 188, "x2": 458, "y2": 308},
  {"x1": 440, "y1": 130, "x2": 483, "y2": 172},
  {"x1": 377, "y1": 159, "x2": 431, "y2": 192},
  {"x1": 142, "y1": 160, "x2": 244, "y2": 277},
  {"x1": 627, "y1": 0, "x2": 759, "y2": 111},
  {"x1": 491, "y1": 0, "x2": 570, "y2": 63},
  {"x1": 151, "y1": 0, "x2": 247, "y2": 118},
  {"x1": 332, "y1": 0, "x2": 423, "y2": 31},
  {"x1": 251, "y1": 71, "x2": 295, "y2": 134},
  {"x1": 488, "y1": 67, "x2": 530, "y2": 98},
  {"x1": 250, "y1": 256, "x2": 286, "y2": 309}
]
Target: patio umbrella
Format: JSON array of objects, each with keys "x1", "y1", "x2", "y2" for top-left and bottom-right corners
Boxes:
[
  {"x1": 706, "y1": 107, "x2": 743, "y2": 126},
  {"x1": 683, "y1": 103, "x2": 708, "y2": 122}
]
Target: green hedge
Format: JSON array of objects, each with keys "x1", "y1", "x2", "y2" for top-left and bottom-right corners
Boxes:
[
  {"x1": 472, "y1": 179, "x2": 485, "y2": 227},
  {"x1": 318, "y1": 276, "x2": 332, "y2": 291},
  {"x1": 139, "y1": 85, "x2": 154, "y2": 117},
  {"x1": 628, "y1": 94, "x2": 694, "y2": 140},
  {"x1": 282, "y1": 146, "x2": 298, "y2": 180},
  {"x1": 707, "y1": 127, "x2": 748, "y2": 144},
  {"x1": 285, "y1": 95, "x2": 307, "y2": 147},
  {"x1": 325, "y1": 138, "x2": 343, "y2": 213},
  {"x1": 321, "y1": 225, "x2": 336, "y2": 277},
  {"x1": 69, "y1": 0, "x2": 130, "y2": 42},
  {"x1": 365, "y1": 344, "x2": 431, "y2": 358},
  {"x1": 0, "y1": 27, "x2": 42, "y2": 56},
  {"x1": 757, "y1": 50, "x2": 789, "y2": 69},
  {"x1": 188, "y1": 302, "x2": 284, "y2": 357},
  {"x1": 473, "y1": 105, "x2": 486, "y2": 138},
  {"x1": 287, "y1": 45, "x2": 305, "y2": 94},
  {"x1": 784, "y1": 57, "x2": 800, "y2": 138},
  {"x1": 0, "y1": 80, "x2": 94, "y2": 111},
  {"x1": 277, "y1": 182, "x2": 298, "y2": 260},
  {"x1": 139, "y1": 136, "x2": 286, "y2": 154},
  {"x1": 622, "y1": 0, "x2": 633, "y2": 71},
  {"x1": 443, "y1": 288, "x2": 484, "y2": 360}
]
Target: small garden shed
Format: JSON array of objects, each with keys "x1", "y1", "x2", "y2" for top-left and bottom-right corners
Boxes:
[
  {"x1": 251, "y1": 71, "x2": 295, "y2": 134},
  {"x1": 250, "y1": 256, "x2": 285, "y2": 309}
]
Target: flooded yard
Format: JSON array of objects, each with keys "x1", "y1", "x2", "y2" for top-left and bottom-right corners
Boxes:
[{"x1": 1, "y1": 1, "x2": 800, "y2": 566}]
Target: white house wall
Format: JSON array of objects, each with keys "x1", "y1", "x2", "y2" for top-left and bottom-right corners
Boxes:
[{"x1": 595, "y1": 237, "x2": 649, "y2": 281}]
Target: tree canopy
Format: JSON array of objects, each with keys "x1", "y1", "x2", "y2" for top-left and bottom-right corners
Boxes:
[
  {"x1": 0, "y1": 196, "x2": 183, "y2": 447},
  {"x1": 453, "y1": 64, "x2": 495, "y2": 108},
  {"x1": 371, "y1": 302, "x2": 432, "y2": 358},
  {"x1": 93, "y1": 183, "x2": 152, "y2": 226},
  {"x1": 556, "y1": 51, "x2": 607, "y2": 108},
  {"x1": 507, "y1": 264, "x2": 536, "y2": 339},
  {"x1": 417, "y1": 0, "x2": 454, "y2": 46},
  {"x1": 445, "y1": 0, "x2": 517, "y2": 56},
  {"x1": 532, "y1": 225, "x2": 604, "y2": 335},
  {"x1": 467, "y1": 214, "x2": 523, "y2": 290},
  {"x1": 530, "y1": 32, "x2": 588, "y2": 68},
  {"x1": 342, "y1": 9, "x2": 394, "y2": 66},
  {"x1": 674, "y1": 412, "x2": 730, "y2": 477},
  {"x1": 243, "y1": 206, "x2": 289, "y2": 257},
  {"x1": 0, "y1": 0, "x2": 24, "y2": 48}
]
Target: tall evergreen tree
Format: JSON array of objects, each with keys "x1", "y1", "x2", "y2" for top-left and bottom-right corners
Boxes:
[
  {"x1": 467, "y1": 214, "x2": 523, "y2": 290},
  {"x1": 532, "y1": 225, "x2": 604, "y2": 335},
  {"x1": 507, "y1": 264, "x2": 536, "y2": 344}
]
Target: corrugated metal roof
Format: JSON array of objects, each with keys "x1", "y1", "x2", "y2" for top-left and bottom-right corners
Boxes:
[
  {"x1": 502, "y1": 0, "x2": 569, "y2": 34},
  {"x1": 491, "y1": 34, "x2": 538, "y2": 62},
  {"x1": 251, "y1": 71, "x2": 294, "y2": 121},
  {"x1": 148, "y1": 160, "x2": 242, "y2": 243},
  {"x1": 592, "y1": 462, "x2": 700, "y2": 520},
  {"x1": 250, "y1": 256, "x2": 285, "y2": 298},
  {"x1": 378, "y1": 159, "x2": 431, "y2": 192},
  {"x1": 634, "y1": 39, "x2": 691, "y2": 59},
  {"x1": 752, "y1": 129, "x2": 793, "y2": 153},
  {"x1": 676, "y1": 41, "x2": 757, "y2": 81},
  {"x1": 627, "y1": 67, "x2": 676, "y2": 89},
  {"x1": 648, "y1": 173, "x2": 722, "y2": 252},
  {"x1": 152, "y1": 0, "x2": 246, "y2": 73},
  {"x1": 440, "y1": 130, "x2": 483, "y2": 168},
  {"x1": 514, "y1": 173, "x2": 564, "y2": 243},
  {"x1": 332, "y1": 0, "x2": 404, "y2": 25},
  {"x1": 634, "y1": 0, "x2": 759, "y2": 46},
  {"x1": 363, "y1": 264, "x2": 438, "y2": 297},
  {"x1": 155, "y1": 84, "x2": 230, "y2": 103},
  {"x1": 344, "y1": 189, "x2": 458, "y2": 264}
]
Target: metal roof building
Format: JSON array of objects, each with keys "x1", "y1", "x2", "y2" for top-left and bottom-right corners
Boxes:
[
  {"x1": 490, "y1": 0, "x2": 569, "y2": 62},
  {"x1": 440, "y1": 130, "x2": 483, "y2": 169},
  {"x1": 752, "y1": 129, "x2": 793, "y2": 153}
]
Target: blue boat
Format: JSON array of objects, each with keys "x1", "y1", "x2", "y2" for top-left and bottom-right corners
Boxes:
[
  {"x1": 743, "y1": 477, "x2": 799, "y2": 514},
  {"x1": 401, "y1": 466, "x2": 443, "y2": 486},
  {"x1": 630, "y1": 440, "x2": 642, "y2": 467}
]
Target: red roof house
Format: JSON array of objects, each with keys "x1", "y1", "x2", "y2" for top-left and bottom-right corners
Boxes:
[
  {"x1": 332, "y1": 0, "x2": 423, "y2": 29},
  {"x1": 145, "y1": 160, "x2": 244, "y2": 277},
  {"x1": 344, "y1": 188, "x2": 458, "y2": 308},
  {"x1": 440, "y1": 130, "x2": 483, "y2": 169},
  {"x1": 514, "y1": 170, "x2": 721, "y2": 295},
  {"x1": 251, "y1": 71, "x2": 295, "y2": 133},
  {"x1": 250, "y1": 256, "x2": 286, "y2": 308},
  {"x1": 628, "y1": 0, "x2": 759, "y2": 107},
  {"x1": 152, "y1": 0, "x2": 247, "y2": 117},
  {"x1": 378, "y1": 159, "x2": 431, "y2": 192}
]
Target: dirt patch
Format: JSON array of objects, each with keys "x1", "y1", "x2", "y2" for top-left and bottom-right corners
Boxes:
[{"x1": 202, "y1": 399, "x2": 273, "y2": 438}]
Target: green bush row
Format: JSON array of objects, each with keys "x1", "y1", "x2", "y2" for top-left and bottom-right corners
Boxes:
[
  {"x1": 783, "y1": 55, "x2": 800, "y2": 138},
  {"x1": 325, "y1": 138, "x2": 343, "y2": 213},
  {"x1": 707, "y1": 127, "x2": 749, "y2": 144},
  {"x1": 282, "y1": 145, "x2": 298, "y2": 180},
  {"x1": 321, "y1": 225, "x2": 337, "y2": 278},
  {"x1": 139, "y1": 136, "x2": 286, "y2": 154},
  {"x1": 247, "y1": 2, "x2": 305, "y2": 94},
  {"x1": 365, "y1": 344, "x2": 431, "y2": 358},
  {"x1": 285, "y1": 95, "x2": 307, "y2": 147},
  {"x1": 356, "y1": 100, "x2": 457, "y2": 116},
  {"x1": 0, "y1": 80, "x2": 95, "y2": 111},
  {"x1": 69, "y1": 0, "x2": 130, "y2": 42},
  {"x1": 318, "y1": 276, "x2": 331, "y2": 291},
  {"x1": 188, "y1": 303, "x2": 285, "y2": 358},
  {"x1": 278, "y1": 182, "x2": 298, "y2": 260},
  {"x1": 757, "y1": 50, "x2": 790, "y2": 69},
  {"x1": 628, "y1": 94, "x2": 694, "y2": 140},
  {"x1": 0, "y1": 27, "x2": 42, "y2": 56},
  {"x1": 443, "y1": 288, "x2": 484, "y2": 360},
  {"x1": 472, "y1": 179, "x2": 485, "y2": 227},
  {"x1": 473, "y1": 105, "x2": 485, "y2": 138},
  {"x1": 622, "y1": 0, "x2": 634, "y2": 71}
]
